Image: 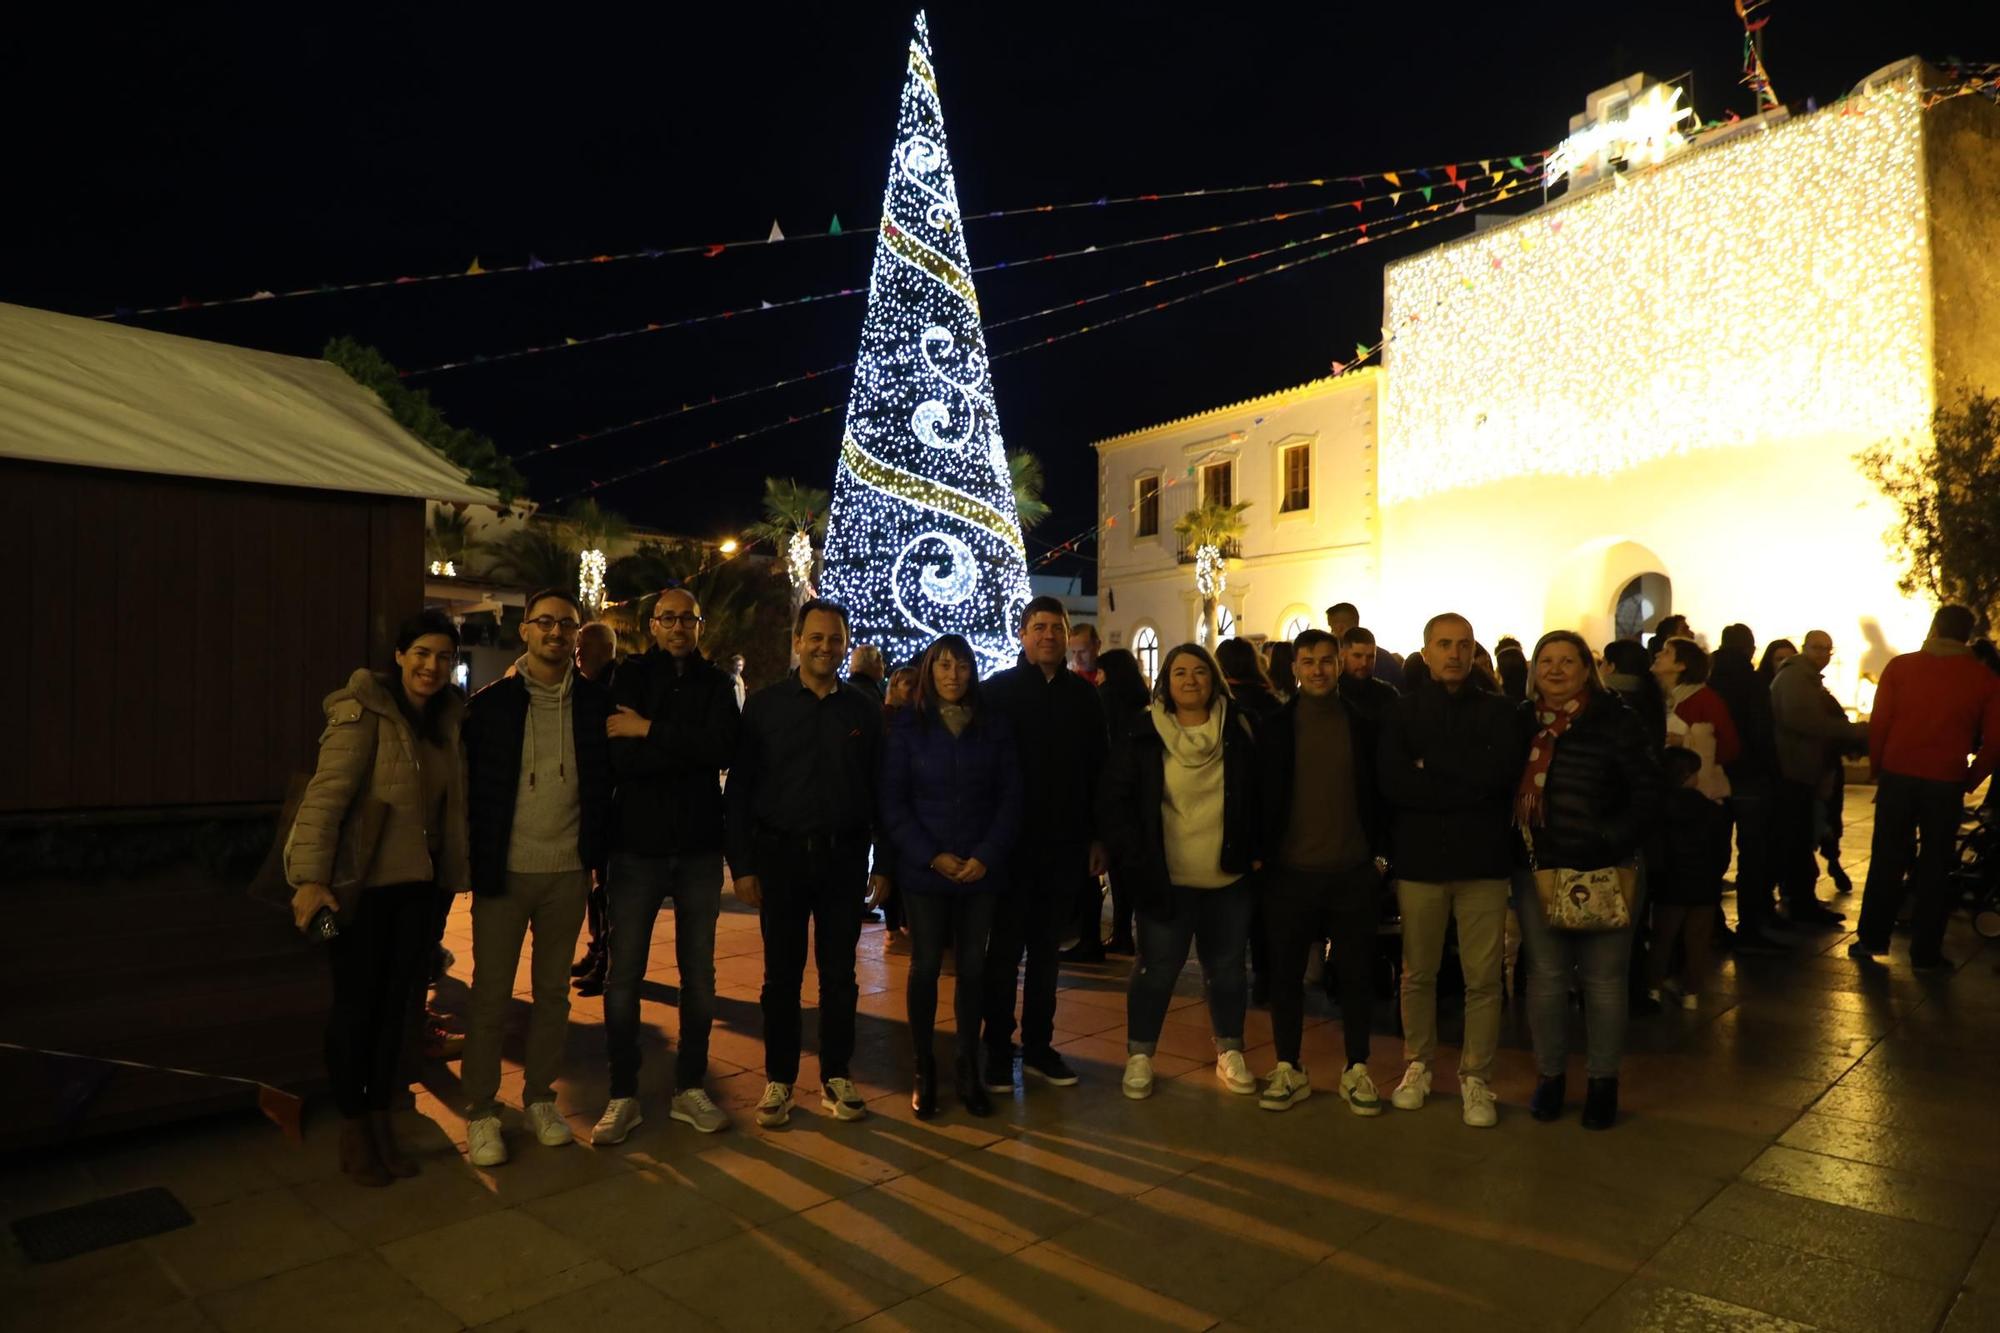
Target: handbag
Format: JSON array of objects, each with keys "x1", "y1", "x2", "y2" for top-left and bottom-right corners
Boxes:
[{"x1": 1523, "y1": 829, "x2": 1638, "y2": 932}]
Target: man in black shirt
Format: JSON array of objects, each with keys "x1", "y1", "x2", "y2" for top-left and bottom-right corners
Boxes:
[
  {"x1": 980, "y1": 596, "x2": 1108, "y2": 1092},
  {"x1": 590, "y1": 588, "x2": 740, "y2": 1145},
  {"x1": 1336, "y1": 626, "x2": 1400, "y2": 722},
  {"x1": 727, "y1": 599, "x2": 890, "y2": 1128}
]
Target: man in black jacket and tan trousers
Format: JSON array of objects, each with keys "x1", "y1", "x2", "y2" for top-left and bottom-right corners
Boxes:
[
  {"x1": 459, "y1": 588, "x2": 612, "y2": 1167},
  {"x1": 1377, "y1": 612, "x2": 1524, "y2": 1129},
  {"x1": 590, "y1": 587, "x2": 740, "y2": 1144}
]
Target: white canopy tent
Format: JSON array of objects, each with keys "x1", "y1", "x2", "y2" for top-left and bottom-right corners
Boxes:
[{"x1": 0, "y1": 301, "x2": 495, "y2": 504}]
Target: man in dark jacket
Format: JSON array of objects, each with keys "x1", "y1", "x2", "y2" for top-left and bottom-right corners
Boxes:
[
  {"x1": 727, "y1": 599, "x2": 891, "y2": 1129},
  {"x1": 1377, "y1": 612, "x2": 1524, "y2": 1129},
  {"x1": 569, "y1": 620, "x2": 621, "y2": 995},
  {"x1": 1708, "y1": 624, "x2": 1788, "y2": 952},
  {"x1": 980, "y1": 596, "x2": 1108, "y2": 1092},
  {"x1": 1259, "y1": 628, "x2": 1386, "y2": 1115},
  {"x1": 588, "y1": 588, "x2": 741, "y2": 1145},
  {"x1": 1336, "y1": 626, "x2": 1400, "y2": 721},
  {"x1": 459, "y1": 588, "x2": 613, "y2": 1168}
]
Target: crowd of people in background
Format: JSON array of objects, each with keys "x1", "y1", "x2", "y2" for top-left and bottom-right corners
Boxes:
[{"x1": 285, "y1": 583, "x2": 2000, "y2": 1187}]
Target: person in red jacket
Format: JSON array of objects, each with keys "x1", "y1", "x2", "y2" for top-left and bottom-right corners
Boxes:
[
  {"x1": 1850, "y1": 605, "x2": 2000, "y2": 970},
  {"x1": 1652, "y1": 638, "x2": 1740, "y2": 799}
]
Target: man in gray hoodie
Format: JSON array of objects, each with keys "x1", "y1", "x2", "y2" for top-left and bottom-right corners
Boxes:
[{"x1": 1769, "y1": 630, "x2": 1867, "y2": 928}]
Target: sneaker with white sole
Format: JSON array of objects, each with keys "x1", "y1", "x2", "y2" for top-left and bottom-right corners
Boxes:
[
  {"x1": 1215, "y1": 1049, "x2": 1256, "y2": 1095},
  {"x1": 754, "y1": 1081, "x2": 794, "y2": 1127},
  {"x1": 1259, "y1": 1062, "x2": 1312, "y2": 1111},
  {"x1": 467, "y1": 1114, "x2": 507, "y2": 1166},
  {"x1": 1681, "y1": 992, "x2": 1700, "y2": 1011},
  {"x1": 1339, "y1": 1062, "x2": 1383, "y2": 1117},
  {"x1": 1122, "y1": 1053, "x2": 1154, "y2": 1100},
  {"x1": 526, "y1": 1101, "x2": 573, "y2": 1146},
  {"x1": 671, "y1": 1088, "x2": 729, "y2": 1134},
  {"x1": 821, "y1": 1078, "x2": 867, "y2": 1121},
  {"x1": 1391, "y1": 1060, "x2": 1431, "y2": 1111},
  {"x1": 1460, "y1": 1075, "x2": 1498, "y2": 1128},
  {"x1": 591, "y1": 1097, "x2": 644, "y2": 1145}
]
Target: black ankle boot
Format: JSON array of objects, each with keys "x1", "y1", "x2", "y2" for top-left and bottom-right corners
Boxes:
[
  {"x1": 1530, "y1": 1073, "x2": 1565, "y2": 1122},
  {"x1": 957, "y1": 1053, "x2": 993, "y2": 1117},
  {"x1": 913, "y1": 1052, "x2": 939, "y2": 1119},
  {"x1": 1581, "y1": 1077, "x2": 1618, "y2": 1130}
]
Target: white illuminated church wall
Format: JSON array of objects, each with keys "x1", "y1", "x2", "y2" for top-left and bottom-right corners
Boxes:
[{"x1": 1376, "y1": 73, "x2": 1936, "y2": 700}]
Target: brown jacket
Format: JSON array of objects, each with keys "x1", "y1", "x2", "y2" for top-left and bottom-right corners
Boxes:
[{"x1": 284, "y1": 669, "x2": 471, "y2": 893}]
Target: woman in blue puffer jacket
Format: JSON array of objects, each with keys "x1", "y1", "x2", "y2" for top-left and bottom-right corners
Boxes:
[{"x1": 879, "y1": 633, "x2": 1023, "y2": 1119}]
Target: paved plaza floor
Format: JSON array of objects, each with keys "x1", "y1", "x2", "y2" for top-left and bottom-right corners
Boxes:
[{"x1": 5, "y1": 794, "x2": 1998, "y2": 1332}]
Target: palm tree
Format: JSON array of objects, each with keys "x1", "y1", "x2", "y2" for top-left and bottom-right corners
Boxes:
[
  {"x1": 556, "y1": 498, "x2": 631, "y2": 554},
  {"x1": 1007, "y1": 449, "x2": 1052, "y2": 531},
  {"x1": 1174, "y1": 500, "x2": 1250, "y2": 645},
  {"x1": 424, "y1": 505, "x2": 473, "y2": 573},
  {"x1": 473, "y1": 520, "x2": 579, "y2": 594},
  {"x1": 608, "y1": 539, "x2": 785, "y2": 676},
  {"x1": 745, "y1": 478, "x2": 830, "y2": 658}
]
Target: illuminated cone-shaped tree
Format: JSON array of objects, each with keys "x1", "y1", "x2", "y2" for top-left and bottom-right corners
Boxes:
[{"x1": 819, "y1": 11, "x2": 1033, "y2": 676}]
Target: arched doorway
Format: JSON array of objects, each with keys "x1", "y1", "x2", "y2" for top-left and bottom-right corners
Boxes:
[
  {"x1": 1544, "y1": 538, "x2": 1672, "y2": 647},
  {"x1": 1613, "y1": 572, "x2": 1672, "y2": 640}
]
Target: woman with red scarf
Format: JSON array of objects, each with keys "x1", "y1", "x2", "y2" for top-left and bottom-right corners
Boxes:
[{"x1": 1514, "y1": 630, "x2": 1664, "y2": 1130}]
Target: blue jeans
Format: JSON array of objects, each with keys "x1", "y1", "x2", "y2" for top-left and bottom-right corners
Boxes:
[
  {"x1": 604, "y1": 851, "x2": 724, "y2": 1095},
  {"x1": 1513, "y1": 870, "x2": 1641, "y2": 1079},
  {"x1": 1126, "y1": 878, "x2": 1253, "y2": 1056}
]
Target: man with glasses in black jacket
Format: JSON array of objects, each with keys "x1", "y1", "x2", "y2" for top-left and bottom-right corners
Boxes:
[{"x1": 589, "y1": 588, "x2": 741, "y2": 1144}]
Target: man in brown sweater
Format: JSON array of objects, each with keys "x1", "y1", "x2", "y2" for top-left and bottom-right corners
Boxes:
[{"x1": 1257, "y1": 629, "x2": 1385, "y2": 1114}]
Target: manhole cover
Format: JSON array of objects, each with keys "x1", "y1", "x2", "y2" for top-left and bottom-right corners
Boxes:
[{"x1": 10, "y1": 1187, "x2": 194, "y2": 1263}]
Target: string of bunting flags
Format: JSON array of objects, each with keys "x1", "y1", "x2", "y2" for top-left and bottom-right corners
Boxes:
[
  {"x1": 552, "y1": 178, "x2": 1518, "y2": 500},
  {"x1": 528, "y1": 176, "x2": 1521, "y2": 463},
  {"x1": 404, "y1": 164, "x2": 1538, "y2": 380},
  {"x1": 91, "y1": 151, "x2": 1544, "y2": 320}
]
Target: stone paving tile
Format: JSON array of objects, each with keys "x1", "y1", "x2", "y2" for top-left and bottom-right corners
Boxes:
[
  {"x1": 761, "y1": 1183, "x2": 1028, "y2": 1297},
  {"x1": 0, "y1": 1240, "x2": 190, "y2": 1330},
  {"x1": 1640, "y1": 1224, "x2": 1954, "y2": 1333},
  {"x1": 520, "y1": 1169, "x2": 752, "y2": 1272},
  {"x1": 144, "y1": 1186, "x2": 355, "y2": 1297},
  {"x1": 1777, "y1": 1109, "x2": 2000, "y2": 1187},
  {"x1": 1689, "y1": 1182, "x2": 1980, "y2": 1287},
  {"x1": 1741, "y1": 1144, "x2": 2000, "y2": 1234},
  {"x1": 376, "y1": 1209, "x2": 617, "y2": 1327},
  {"x1": 1578, "y1": 1278, "x2": 1821, "y2": 1331},
  {"x1": 635, "y1": 1227, "x2": 905, "y2": 1332},
  {"x1": 196, "y1": 1250, "x2": 459, "y2": 1333},
  {"x1": 926, "y1": 1240, "x2": 1215, "y2": 1332},
  {"x1": 1941, "y1": 1285, "x2": 2000, "y2": 1333},
  {"x1": 469, "y1": 1273, "x2": 720, "y2": 1332}
]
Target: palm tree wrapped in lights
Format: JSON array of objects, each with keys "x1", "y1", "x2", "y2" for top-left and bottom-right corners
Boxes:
[
  {"x1": 747, "y1": 477, "x2": 830, "y2": 655},
  {"x1": 1175, "y1": 500, "x2": 1250, "y2": 646}
]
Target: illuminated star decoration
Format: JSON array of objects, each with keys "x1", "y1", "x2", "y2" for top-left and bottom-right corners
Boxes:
[{"x1": 819, "y1": 10, "x2": 1033, "y2": 676}]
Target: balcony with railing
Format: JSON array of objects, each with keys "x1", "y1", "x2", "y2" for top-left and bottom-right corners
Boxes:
[{"x1": 1175, "y1": 535, "x2": 1243, "y2": 564}]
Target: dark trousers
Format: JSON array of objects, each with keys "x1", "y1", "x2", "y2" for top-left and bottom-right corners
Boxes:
[
  {"x1": 1069, "y1": 873, "x2": 1104, "y2": 947},
  {"x1": 1127, "y1": 879, "x2": 1254, "y2": 1054},
  {"x1": 1265, "y1": 864, "x2": 1379, "y2": 1067},
  {"x1": 605, "y1": 851, "x2": 724, "y2": 1095},
  {"x1": 1857, "y1": 773, "x2": 1964, "y2": 960},
  {"x1": 1774, "y1": 779, "x2": 1825, "y2": 908},
  {"x1": 982, "y1": 847, "x2": 1080, "y2": 1056},
  {"x1": 580, "y1": 878, "x2": 608, "y2": 967},
  {"x1": 1728, "y1": 786, "x2": 1779, "y2": 935},
  {"x1": 905, "y1": 888, "x2": 996, "y2": 1063},
  {"x1": 1106, "y1": 869, "x2": 1135, "y2": 947},
  {"x1": 757, "y1": 839, "x2": 868, "y2": 1085},
  {"x1": 324, "y1": 883, "x2": 434, "y2": 1117}
]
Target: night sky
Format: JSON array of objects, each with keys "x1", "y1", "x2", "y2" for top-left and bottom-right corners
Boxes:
[{"x1": 5, "y1": 3, "x2": 1986, "y2": 583}]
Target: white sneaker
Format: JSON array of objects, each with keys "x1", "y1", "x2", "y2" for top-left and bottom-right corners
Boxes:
[
  {"x1": 467, "y1": 1114, "x2": 508, "y2": 1166},
  {"x1": 1460, "y1": 1075, "x2": 1498, "y2": 1128},
  {"x1": 754, "y1": 1081, "x2": 794, "y2": 1127},
  {"x1": 1391, "y1": 1061, "x2": 1431, "y2": 1111},
  {"x1": 1259, "y1": 1062, "x2": 1312, "y2": 1111},
  {"x1": 1339, "y1": 1062, "x2": 1383, "y2": 1117},
  {"x1": 591, "y1": 1097, "x2": 643, "y2": 1146},
  {"x1": 526, "y1": 1101, "x2": 573, "y2": 1147},
  {"x1": 1121, "y1": 1053, "x2": 1154, "y2": 1100},
  {"x1": 1215, "y1": 1050, "x2": 1256, "y2": 1095},
  {"x1": 821, "y1": 1078, "x2": 868, "y2": 1122},
  {"x1": 671, "y1": 1088, "x2": 729, "y2": 1134},
  {"x1": 1681, "y1": 992, "x2": 1701, "y2": 1011}
]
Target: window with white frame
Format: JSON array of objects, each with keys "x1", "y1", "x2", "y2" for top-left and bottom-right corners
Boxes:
[
  {"x1": 1279, "y1": 441, "x2": 1311, "y2": 513},
  {"x1": 1280, "y1": 612, "x2": 1311, "y2": 642},
  {"x1": 1131, "y1": 624, "x2": 1161, "y2": 685},
  {"x1": 1134, "y1": 474, "x2": 1160, "y2": 537},
  {"x1": 1199, "y1": 458, "x2": 1234, "y2": 508}
]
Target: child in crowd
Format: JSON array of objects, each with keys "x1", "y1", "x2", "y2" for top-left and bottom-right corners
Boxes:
[{"x1": 1648, "y1": 747, "x2": 1730, "y2": 1010}]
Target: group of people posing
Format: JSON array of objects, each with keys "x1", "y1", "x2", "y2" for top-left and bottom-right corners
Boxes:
[{"x1": 285, "y1": 583, "x2": 1999, "y2": 1188}]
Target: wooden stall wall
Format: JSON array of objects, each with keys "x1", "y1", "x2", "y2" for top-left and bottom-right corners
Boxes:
[
  {"x1": 3, "y1": 461, "x2": 424, "y2": 813},
  {"x1": 0, "y1": 460, "x2": 425, "y2": 1144}
]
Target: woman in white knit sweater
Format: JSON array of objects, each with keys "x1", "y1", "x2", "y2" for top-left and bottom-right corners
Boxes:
[{"x1": 1097, "y1": 643, "x2": 1263, "y2": 1101}]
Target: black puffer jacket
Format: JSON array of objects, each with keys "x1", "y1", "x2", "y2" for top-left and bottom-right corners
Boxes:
[
  {"x1": 1378, "y1": 681, "x2": 1525, "y2": 881},
  {"x1": 609, "y1": 649, "x2": 740, "y2": 856},
  {"x1": 1097, "y1": 702, "x2": 1260, "y2": 913},
  {"x1": 1707, "y1": 647, "x2": 1778, "y2": 785},
  {"x1": 463, "y1": 669, "x2": 613, "y2": 896},
  {"x1": 1521, "y1": 691, "x2": 1664, "y2": 872}
]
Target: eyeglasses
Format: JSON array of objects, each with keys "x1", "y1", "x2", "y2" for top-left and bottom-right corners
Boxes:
[
  {"x1": 525, "y1": 616, "x2": 580, "y2": 635},
  {"x1": 651, "y1": 613, "x2": 704, "y2": 627}
]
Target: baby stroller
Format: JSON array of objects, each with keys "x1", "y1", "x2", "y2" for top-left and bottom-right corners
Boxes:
[{"x1": 1952, "y1": 798, "x2": 2000, "y2": 941}]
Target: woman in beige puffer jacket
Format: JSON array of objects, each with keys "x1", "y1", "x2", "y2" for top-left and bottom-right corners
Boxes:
[{"x1": 286, "y1": 609, "x2": 469, "y2": 1187}]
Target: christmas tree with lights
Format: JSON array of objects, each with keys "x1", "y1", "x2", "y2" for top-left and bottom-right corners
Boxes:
[{"x1": 819, "y1": 10, "x2": 1033, "y2": 676}]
